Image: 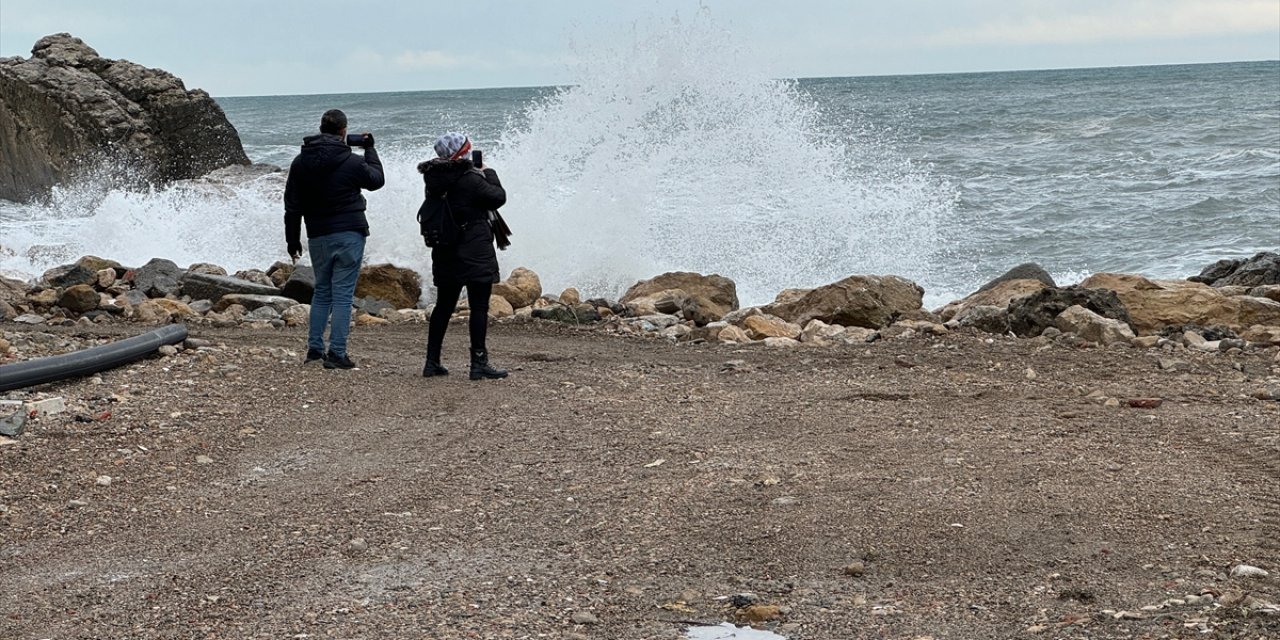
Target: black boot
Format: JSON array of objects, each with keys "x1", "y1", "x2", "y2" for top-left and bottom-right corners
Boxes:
[
  {"x1": 469, "y1": 348, "x2": 508, "y2": 380},
  {"x1": 423, "y1": 345, "x2": 448, "y2": 377}
]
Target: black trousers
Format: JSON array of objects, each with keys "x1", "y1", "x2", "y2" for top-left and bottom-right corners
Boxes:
[{"x1": 427, "y1": 282, "x2": 492, "y2": 358}]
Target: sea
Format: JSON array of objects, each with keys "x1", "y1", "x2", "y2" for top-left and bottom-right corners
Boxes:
[{"x1": 1, "y1": 25, "x2": 1276, "y2": 308}]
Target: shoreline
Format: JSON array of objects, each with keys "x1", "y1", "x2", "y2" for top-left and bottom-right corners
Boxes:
[{"x1": 1, "y1": 321, "x2": 1277, "y2": 638}]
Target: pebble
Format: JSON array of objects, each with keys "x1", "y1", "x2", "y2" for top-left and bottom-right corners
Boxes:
[
  {"x1": 347, "y1": 538, "x2": 368, "y2": 553},
  {"x1": 770, "y1": 496, "x2": 799, "y2": 506},
  {"x1": 68, "y1": 499, "x2": 89, "y2": 508},
  {"x1": 95, "y1": 475, "x2": 112, "y2": 486},
  {"x1": 195, "y1": 455, "x2": 215, "y2": 465},
  {"x1": 570, "y1": 611, "x2": 599, "y2": 624},
  {"x1": 1230, "y1": 564, "x2": 1269, "y2": 578},
  {"x1": 157, "y1": 345, "x2": 179, "y2": 357},
  {"x1": 1126, "y1": 398, "x2": 1163, "y2": 409},
  {"x1": 843, "y1": 561, "x2": 866, "y2": 577}
]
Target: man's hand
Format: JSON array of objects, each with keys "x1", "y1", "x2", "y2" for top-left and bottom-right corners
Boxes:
[
  {"x1": 360, "y1": 132, "x2": 374, "y2": 149},
  {"x1": 288, "y1": 240, "x2": 303, "y2": 261}
]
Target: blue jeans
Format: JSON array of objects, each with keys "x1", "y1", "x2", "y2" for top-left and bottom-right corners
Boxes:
[{"x1": 308, "y1": 231, "x2": 365, "y2": 357}]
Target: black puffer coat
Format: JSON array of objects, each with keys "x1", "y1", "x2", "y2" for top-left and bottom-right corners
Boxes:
[
  {"x1": 284, "y1": 133, "x2": 384, "y2": 242},
  {"x1": 417, "y1": 158, "x2": 507, "y2": 287}
]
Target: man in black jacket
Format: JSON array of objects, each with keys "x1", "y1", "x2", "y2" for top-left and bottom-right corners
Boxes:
[{"x1": 283, "y1": 109, "x2": 385, "y2": 369}]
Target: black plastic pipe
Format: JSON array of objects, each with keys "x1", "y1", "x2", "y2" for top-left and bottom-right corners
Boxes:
[{"x1": 0, "y1": 324, "x2": 189, "y2": 392}]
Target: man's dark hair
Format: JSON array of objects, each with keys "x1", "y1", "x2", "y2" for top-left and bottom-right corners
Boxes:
[{"x1": 320, "y1": 109, "x2": 347, "y2": 134}]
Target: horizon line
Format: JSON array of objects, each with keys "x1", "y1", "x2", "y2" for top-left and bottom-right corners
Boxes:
[{"x1": 213, "y1": 58, "x2": 1279, "y2": 99}]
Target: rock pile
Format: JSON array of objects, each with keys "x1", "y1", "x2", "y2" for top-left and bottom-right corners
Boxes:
[{"x1": 2, "y1": 252, "x2": 1279, "y2": 361}]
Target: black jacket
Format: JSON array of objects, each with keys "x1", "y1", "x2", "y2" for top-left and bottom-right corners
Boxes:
[
  {"x1": 418, "y1": 158, "x2": 507, "y2": 287},
  {"x1": 284, "y1": 133, "x2": 385, "y2": 243}
]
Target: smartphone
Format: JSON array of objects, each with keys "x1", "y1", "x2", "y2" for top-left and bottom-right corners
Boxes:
[
  {"x1": 471, "y1": 149, "x2": 483, "y2": 168},
  {"x1": 346, "y1": 133, "x2": 366, "y2": 147}
]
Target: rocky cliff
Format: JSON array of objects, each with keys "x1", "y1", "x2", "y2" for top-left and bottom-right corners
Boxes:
[{"x1": 0, "y1": 33, "x2": 250, "y2": 202}]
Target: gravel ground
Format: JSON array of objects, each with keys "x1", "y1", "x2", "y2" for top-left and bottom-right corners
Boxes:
[{"x1": 2, "y1": 319, "x2": 1279, "y2": 639}]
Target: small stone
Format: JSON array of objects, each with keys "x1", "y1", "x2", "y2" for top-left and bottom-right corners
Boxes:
[
  {"x1": 843, "y1": 561, "x2": 866, "y2": 577},
  {"x1": 771, "y1": 496, "x2": 799, "y2": 506},
  {"x1": 1026, "y1": 624, "x2": 1049, "y2": 633},
  {"x1": 195, "y1": 455, "x2": 214, "y2": 465},
  {"x1": 1025, "y1": 367, "x2": 1037, "y2": 380},
  {"x1": 1252, "y1": 387, "x2": 1280, "y2": 401},
  {"x1": 1230, "y1": 564, "x2": 1269, "y2": 579},
  {"x1": 347, "y1": 538, "x2": 368, "y2": 553},
  {"x1": 570, "y1": 611, "x2": 599, "y2": 625},
  {"x1": 0, "y1": 411, "x2": 27, "y2": 437},
  {"x1": 68, "y1": 499, "x2": 89, "y2": 508},
  {"x1": 27, "y1": 396, "x2": 67, "y2": 415},
  {"x1": 157, "y1": 345, "x2": 179, "y2": 357},
  {"x1": 1112, "y1": 610, "x2": 1145, "y2": 620},
  {"x1": 739, "y1": 604, "x2": 783, "y2": 623},
  {"x1": 1103, "y1": 398, "x2": 1121, "y2": 407},
  {"x1": 95, "y1": 475, "x2": 112, "y2": 487},
  {"x1": 1127, "y1": 398, "x2": 1163, "y2": 409}
]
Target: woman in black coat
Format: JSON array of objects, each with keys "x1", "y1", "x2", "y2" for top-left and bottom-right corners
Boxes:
[{"x1": 418, "y1": 132, "x2": 508, "y2": 380}]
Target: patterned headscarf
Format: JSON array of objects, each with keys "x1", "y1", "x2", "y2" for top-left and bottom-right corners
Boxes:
[{"x1": 434, "y1": 132, "x2": 471, "y2": 160}]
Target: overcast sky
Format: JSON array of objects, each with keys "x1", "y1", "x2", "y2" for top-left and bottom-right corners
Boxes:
[{"x1": 2, "y1": 0, "x2": 1277, "y2": 97}]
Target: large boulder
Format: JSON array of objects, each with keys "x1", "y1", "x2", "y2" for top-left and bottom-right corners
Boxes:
[
  {"x1": 1189, "y1": 252, "x2": 1280, "y2": 288},
  {"x1": 937, "y1": 278, "x2": 1049, "y2": 322},
  {"x1": 281, "y1": 266, "x2": 315, "y2": 304},
  {"x1": 621, "y1": 272, "x2": 739, "y2": 324},
  {"x1": 180, "y1": 271, "x2": 281, "y2": 302},
  {"x1": 973, "y1": 263, "x2": 1057, "y2": 294},
  {"x1": 1006, "y1": 286, "x2": 1132, "y2": 337},
  {"x1": 1079, "y1": 272, "x2": 1280, "y2": 335},
  {"x1": 40, "y1": 263, "x2": 97, "y2": 289},
  {"x1": 132, "y1": 258, "x2": 184, "y2": 298},
  {"x1": 763, "y1": 274, "x2": 923, "y2": 329},
  {"x1": 1055, "y1": 305, "x2": 1135, "y2": 345},
  {"x1": 492, "y1": 267, "x2": 542, "y2": 309},
  {"x1": 0, "y1": 33, "x2": 250, "y2": 202},
  {"x1": 355, "y1": 264, "x2": 422, "y2": 309}
]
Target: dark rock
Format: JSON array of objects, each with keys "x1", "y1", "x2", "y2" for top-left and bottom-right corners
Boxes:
[
  {"x1": 532, "y1": 303, "x2": 602, "y2": 324},
  {"x1": 1159, "y1": 324, "x2": 1239, "y2": 341},
  {"x1": 1189, "y1": 252, "x2": 1280, "y2": 288},
  {"x1": 1007, "y1": 287, "x2": 1133, "y2": 337},
  {"x1": 57, "y1": 283, "x2": 99, "y2": 312},
  {"x1": 41, "y1": 263, "x2": 98, "y2": 288},
  {"x1": 974, "y1": 263, "x2": 1057, "y2": 295},
  {"x1": 133, "y1": 258, "x2": 185, "y2": 298},
  {"x1": 586, "y1": 298, "x2": 626, "y2": 315},
  {"x1": 180, "y1": 271, "x2": 280, "y2": 302},
  {"x1": 281, "y1": 266, "x2": 315, "y2": 304},
  {"x1": 0, "y1": 33, "x2": 250, "y2": 202},
  {"x1": 120, "y1": 289, "x2": 148, "y2": 307}
]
